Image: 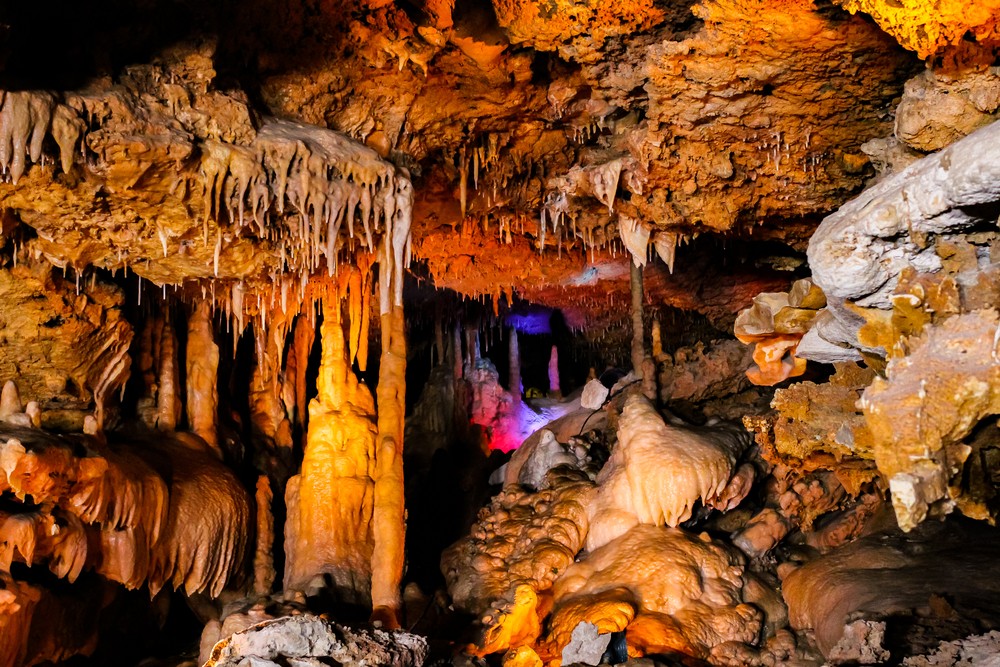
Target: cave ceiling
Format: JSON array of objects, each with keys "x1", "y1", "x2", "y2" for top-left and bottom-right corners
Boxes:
[{"x1": 0, "y1": 0, "x2": 982, "y2": 327}]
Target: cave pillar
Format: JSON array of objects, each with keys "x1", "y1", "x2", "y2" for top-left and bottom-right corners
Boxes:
[
  {"x1": 283, "y1": 295, "x2": 377, "y2": 603},
  {"x1": 630, "y1": 260, "x2": 645, "y2": 377},
  {"x1": 157, "y1": 311, "x2": 182, "y2": 431},
  {"x1": 249, "y1": 311, "x2": 294, "y2": 483},
  {"x1": 371, "y1": 262, "x2": 408, "y2": 627},
  {"x1": 186, "y1": 300, "x2": 220, "y2": 455}
]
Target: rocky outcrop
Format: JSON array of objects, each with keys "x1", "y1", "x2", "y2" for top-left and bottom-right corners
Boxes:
[
  {"x1": 0, "y1": 264, "x2": 131, "y2": 420},
  {"x1": 783, "y1": 520, "x2": 1000, "y2": 658},
  {"x1": 807, "y1": 120, "x2": 1000, "y2": 316},
  {"x1": 203, "y1": 615, "x2": 428, "y2": 667}
]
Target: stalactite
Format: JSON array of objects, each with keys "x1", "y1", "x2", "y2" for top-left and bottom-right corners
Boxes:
[
  {"x1": 254, "y1": 476, "x2": 275, "y2": 596},
  {"x1": 370, "y1": 237, "x2": 408, "y2": 628},
  {"x1": 509, "y1": 327, "x2": 521, "y2": 403},
  {"x1": 250, "y1": 312, "x2": 294, "y2": 481},
  {"x1": 284, "y1": 295, "x2": 377, "y2": 603},
  {"x1": 186, "y1": 300, "x2": 220, "y2": 455},
  {"x1": 631, "y1": 261, "x2": 645, "y2": 377},
  {"x1": 157, "y1": 312, "x2": 182, "y2": 431},
  {"x1": 289, "y1": 314, "x2": 316, "y2": 435}
]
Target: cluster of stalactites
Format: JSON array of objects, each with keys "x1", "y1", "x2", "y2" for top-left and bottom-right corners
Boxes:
[
  {"x1": 201, "y1": 118, "x2": 414, "y2": 284},
  {"x1": 0, "y1": 90, "x2": 83, "y2": 185},
  {"x1": 455, "y1": 132, "x2": 515, "y2": 219},
  {"x1": 0, "y1": 90, "x2": 414, "y2": 308}
]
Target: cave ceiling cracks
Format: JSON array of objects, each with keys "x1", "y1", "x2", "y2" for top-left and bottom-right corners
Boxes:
[{"x1": 0, "y1": 0, "x2": 934, "y2": 326}]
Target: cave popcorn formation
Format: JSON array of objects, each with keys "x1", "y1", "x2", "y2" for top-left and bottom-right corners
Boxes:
[{"x1": 1, "y1": 1, "x2": 1000, "y2": 667}]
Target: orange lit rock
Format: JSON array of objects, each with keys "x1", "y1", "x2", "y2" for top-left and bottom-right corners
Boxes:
[
  {"x1": 553, "y1": 524, "x2": 761, "y2": 659},
  {"x1": 626, "y1": 612, "x2": 697, "y2": 658},
  {"x1": 503, "y1": 645, "x2": 543, "y2": 667},
  {"x1": 156, "y1": 314, "x2": 182, "y2": 432},
  {"x1": 186, "y1": 300, "x2": 220, "y2": 455},
  {"x1": 254, "y1": 476, "x2": 275, "y2": 596},
  {"x1": 834, "y1": 0, "x2": 1000, "y2": 58},
  {"x1": 0, "y1": 265, "x2": 132, "y2": 418},
  {"x1": 771, "y1": 362, "x2": 878, "y2": 461},
  {"x1": 249, "y1": 311, "x2": 294, "y2": 481},
  {"x1": 145, "y1": 434, "x2": 252, "y2": 598},
  {"x1": 284, "y1": 295, "x2": 378, "y2": 603},
  {"x1": 474, "y1": 584, "x2": 544, "y2": 658},
  {"x1": 441, "y1": 468, "x2": 595, "y2": 653},
  {"x1": 0, "y1": 572, "x2": 39, "y2": 667},
  {"x1": 746, "y1": 335, "x2": 808, "y2": 386},
  {"x1": 539, "y1": 587, "x2": 636, "y2": 659}
]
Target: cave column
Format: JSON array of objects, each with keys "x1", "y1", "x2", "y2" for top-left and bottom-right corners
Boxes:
[
  {"x1": 186, "y1": 300, "x2": 220, "y2": 455},
  {"x1": 371, "y1": 246, "x2": 408, "y2": 627},
  {"x1": 630, "y1": 260, "x2": 645, "y2": 377},
  {"x1": 157, "y1": 310, "x2": 182, "y2": 431}
]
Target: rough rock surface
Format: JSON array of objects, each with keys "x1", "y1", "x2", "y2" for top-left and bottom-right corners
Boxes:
[
  {"x1": 0, "y1": 264, "x2": 132, "y2": 413},
  {"x1": 772, "y1": 362, "x2": 877, "y2": 461},
  {"x1": 783, "y1": 520, "x2": 1000, "y2": 658},
  {"x1": 547, "y1": 524, "x2": 761, "y2": 660},
  {"x1": 904, "y1": 631, "x2": 1000, "y2": 667},
  {"x1": 834, "y1": 0, "x2": 1000, "y2": 58},
  {"x1": 862, "y1": 310, "x2": 1000, "y2": 531},
  {"x1": 203, "y1": 615, "x2": 428, "y2": 667},
  {"x1": 807, "y1": 120, "x2": 1000, "y2": 314},
  {"x1": 658, "y1": 340, "x2": 754, "y2": 406}
]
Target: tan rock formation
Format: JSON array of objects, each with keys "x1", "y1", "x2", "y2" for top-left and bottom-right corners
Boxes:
[
  {"x1": 284, "y1": 295, "x2": 378, "y2": 602},
  {"x1": 546, "y1": 524, "x2": 761, "y2": 660}
]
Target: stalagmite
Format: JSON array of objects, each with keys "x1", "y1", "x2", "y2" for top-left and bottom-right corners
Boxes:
[
  {"x1": 157, "y1": 314, "x2": 182, "y2": 431},
  {"x1": 509, "y1": 327, "x2": 521, "y2": 403},
  {"x1": 254, "y1": 476, "x2": 275, "y2": 596},
  {"x1": 284, "y1": 296, "x2": 378, "y2": 603},
  {"x1": 0, "y1": 382, "x2": 21, "y2": 419},
  {"x1": 186, "y1": 301, "x2": 220, "y2": 455},
  {"x1": 548, "y1": 346, "x2": 561, "y2": 398},
  {"x1": 631, "y1": 261, "x2": 645, "y2": 377}
]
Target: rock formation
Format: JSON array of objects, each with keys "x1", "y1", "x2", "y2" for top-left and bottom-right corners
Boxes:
[{"x1": 0, "y1": 0, "x2": 999, "y2": 665}]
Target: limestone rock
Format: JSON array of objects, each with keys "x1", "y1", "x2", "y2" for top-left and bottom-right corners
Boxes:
[
  {"x1": 896, "y1": 70, "x2": 998, "y2": 152},
  {"x1": 581, "y1": 379, "x2": 610, "y2": 410},
  {"x1": 808, "y1": 120, "x2": 1000, "y2": 313},
  {"x1": 560, "y1": 622, "x2": 611, "y2": 666},
  {"x1": 203, "y1": 615, "x2": 428, "y2": 667},
  {"x1": 0, "y1": 265, "x2": 132, "y2": 411},
  {"x1": 861, "y1": 311, "x2": 1000, "y2": 530},
  {"x1": 784, "y1": 520, "x2": 1000, "y2": 658}
]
